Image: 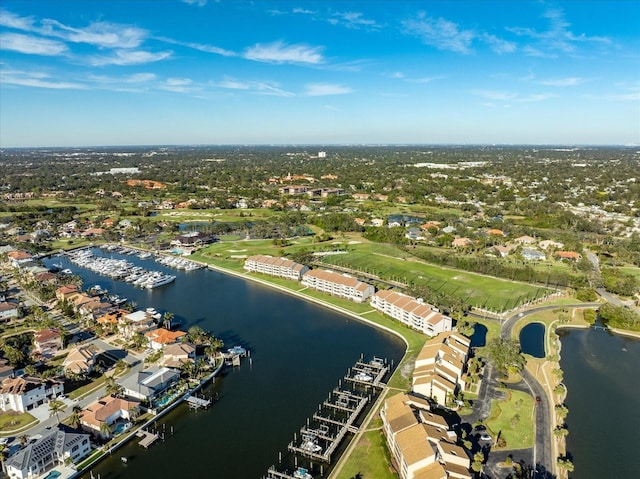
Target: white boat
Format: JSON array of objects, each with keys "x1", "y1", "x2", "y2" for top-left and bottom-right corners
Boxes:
[
  {"x1": 61, "y1": 269, "x2": 72, "y2": 274},
  {"x1": 145, "y1": 274, "x2": 176, "y2": 289},
  {"x1": 227, "y1": 346, "x2": 246, "y2": 356},
  {"x1": 354, "y1": 372, "x2": 374, "y2": 382},
  {"x1": 293, "y1": 467, "x2": 313, "y2": 479},
  {"x1": 300, "y1": 434, "x2": 322, "y2": 453}
]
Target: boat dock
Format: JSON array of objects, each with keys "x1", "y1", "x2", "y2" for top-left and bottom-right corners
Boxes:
[
  {"x1": 185, "y1": 394, "x2": 212, "y2": 409},
  {"x1": 344, "y1": 357, "x2": 389, "y2": 389},
  {"x1": 136, "y1": 429, "x2": 159, "y2": 448},
  {"x1": 264, "y1": 355, "x2": 389, "y2": 478}
]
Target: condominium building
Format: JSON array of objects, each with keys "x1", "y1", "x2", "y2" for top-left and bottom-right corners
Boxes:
[
  {"x1": 412, "y1": 332, "x2": 471, "y2": 406},
  {"x1": 370, "y1": 290, "x2": 452, "y2": 336},
  {"x1": 380, "y1": 393, "x2": 472, "y2": 479},
  {"x1": 301, "y1": 269, "x2": 375, "y2": 303},
  {"x1": 244, "y1": 255, "x2": 309, "y2": 281}
]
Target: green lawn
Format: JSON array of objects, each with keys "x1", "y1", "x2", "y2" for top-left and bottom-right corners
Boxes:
[
  {"x1": 319, "y1": 243, "x2": 551, "y2": 312},
  {"x1": 0, "y1": 411, "x2": 37, "y2": 433},
  {"x1": 485, "y1": 389, "x2": 535, "y2": 449},
  {"x1": 335, "y1": 428, "x2": 399, "y2": 479}
]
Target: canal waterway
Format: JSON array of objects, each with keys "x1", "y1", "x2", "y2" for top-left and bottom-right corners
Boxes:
[
  {"x1": 559, "y1": 326, "x2": 640, "y2": 478},
  {"x1": 44, "y1": 250, "x2": 405, "y2": 478}
]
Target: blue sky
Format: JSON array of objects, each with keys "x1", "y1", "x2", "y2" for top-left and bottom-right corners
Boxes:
[{"x1": 1, "y1": 0, "x2": 638, "y2": 147}]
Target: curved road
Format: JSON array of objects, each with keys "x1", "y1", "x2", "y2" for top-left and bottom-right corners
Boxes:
[{"x1": 485, "y1": 302, "x2": 599, "y2": 478}]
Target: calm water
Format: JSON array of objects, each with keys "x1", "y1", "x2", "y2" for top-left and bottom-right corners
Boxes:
[
  {"x1": 45, "y1": 250, "x2": 405, "y2": 478},
  {"x1": 519, "y1": 322, "x2": 545, "y2": 358},
  {"x1": 559, "y1": 327, "x2": 640, "y2": 478}
]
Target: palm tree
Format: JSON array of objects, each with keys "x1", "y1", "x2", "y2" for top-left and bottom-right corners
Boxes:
[
  {"x1": 68, "y1": 405, "x2": 82, "y2": 429},
  {"x1": 105, "y1": 377, "x2": 124, "y2": 398},
  {"x1": 48, "y1": 399, "x2": 65, "y2": 424},
  {"x1": 99, "y1": 421, "x2": 113, "y2": 440},
  {"x1": 18, "y1": 435, "x2": 29, "y2": 447},
  {"x1": 162, "y1": 311, "x2": 174, "y2": 329}
]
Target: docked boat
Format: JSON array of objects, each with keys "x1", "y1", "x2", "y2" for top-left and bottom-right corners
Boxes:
[
  {"x1": 300, "y1": 434, "x2": 322, "y2": 453},
  {"x1": 354, "y1": 372, "x2": 374, "y2": 382},
  {"x1": 227, "y1": 346, "x2": 247, "y2": 356},
  {"x1": 145, "y1": 274, "x2": 176, "y2": 289},
  {"x1": 61, "y1": 269, "x2": 72, "y2": 274},
  {"x1": 293, "y1": 467, "x2": 313, "y2": 479}
]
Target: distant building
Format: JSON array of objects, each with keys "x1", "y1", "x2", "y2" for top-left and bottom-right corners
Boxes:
[
  {"x1": 145, "y1": 328, "x2": 187, "y2": 350},
  {"x1": 244, "y1": 255, "x2": 309, "y2": 281},
  {"x1": 120, "y1": 366, "x2": 180, "y2": 402},
  {"x1": 318, "y1": 151, "x2": 327, "y2": 158},
  {"x1": 0, "y1": 301, "x2": 19, "y2": 321},
  {"x1": 521, "y1": 248, "x2": 546, "y2": 261},
  {"x1": 80, "y1": 395, "x2": 139, "y2": 439},
  {"x1": 63, "y1": 345, "x2": 98, "y2": 376},
  {"x1": 33, "y1": 328, "x2": 61, "y2": 359}
]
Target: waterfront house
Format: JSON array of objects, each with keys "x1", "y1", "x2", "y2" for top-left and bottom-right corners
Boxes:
[
  {"x1": 301, "y1": 269, "x2": 375, "y2": 303},
  {"x1": 55, "y1": 284, "x2": 80, "y2": 302},
  {"x1": 244, "y1": 255, "x2": 309, "y2": 281},
  {"x1": 145, "y1": 328, "x2": 187, "y2": 350},
  {"x1": 0, "y1": 376, "x2": 64, "y2": 413},
  {"x1": 120, "y1": 366, "x2": 180, "y2": 402},
  {"x1": 412, "y1": 332, "x2": 470, "y2": 406},
  {"x1": 118, "y1": 310, "x2": 156, "y2": 340},
  {"x1": 80, "y1": 395, "x2": 139, "y2": 439},
  {"x1": 370, "y1": 290, "x2": 452, "y2": 337},
  {"x1": 63, "y1": 345, "x2": 97, "y2": 376},
  {"x1": 380, "y1": 393, "x2": 472, "y2": 479},
  {"x1": 161, "y1": 342, "x2": 196, "y2": 368},
  {"x1": 4, "y1": 427, "x2": 92, "y2": 479},
  {"x1": 7, "y1": 250, "x2": 32, "y2": 268},
  {"x1": 33, "y1": 328, "x2": 61, "y2": 359}
]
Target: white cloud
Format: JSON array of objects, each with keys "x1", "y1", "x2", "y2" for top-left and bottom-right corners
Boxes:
[
  {"x1": 508, "y1": 6, "x2": 611, "y2": 57},
  {"x1": 212, "y1": 78, "x2": 294, "y2": 97},
  {"x1": 0, "y1": 10, "x2": 36, "y2": 31},
  {"x1": 244, "y1": 41, "x2": 324, "y2": 64},
  {"x1": 403, "y1": 12, "x2": 475, "y2": 54},
  {"x1": 160, "y1": 77, "x2": 199, "y2": 93},
  {"x1": 329, "y1": 11, "x2": 380, "y2": 30},
  {"x1": 472, "y1": 90, "x2": 555, "y2": 102},
  {"x1": 540, "y1": 77, "x2": 586, "y2": 87},
  {"x1": 293, "y1": 8, "x2": 317, "y2": 15},
  {"x1": 480, "y1": 33, "x2": 517, "y2": 54},
  {"x1": 304, "y1": 83, "x2": 351, "y2": 96},
  {"x1": 0, "y1": 32, "x2": 68, "y2": 55},
  {"x1": 39, "y1": 19, "x2": 148, "y2": 49},
  {"x1": 90, "y1": 49, "x2": 172, "y2": 66},
  {"x1": 215, "y1": 79, "x2": 251, "y2": 90},
  {"x1": 182, "y1": 0, "x2": 208, "y2": 6},
  {"x1": 156, "y1": 36, "x2": 235, "y2": 57},
  {"x1": 1, "y1": 68, "x2": 84, "y2": 89}
]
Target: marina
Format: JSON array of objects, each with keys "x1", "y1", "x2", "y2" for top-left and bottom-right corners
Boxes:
[
  {"x1": 42, "y1": 249, "x2": 405, "y2": 479},
  {"x1": 263, "y1": 356, "x2": 390, "y2": 479}
]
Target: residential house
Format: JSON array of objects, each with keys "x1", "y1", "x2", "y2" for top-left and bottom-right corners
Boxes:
[
  {"x1": 521, "y1": 248, "x2": 546, "y2": 261},
  {"x1": 55, "y1": 284, "x2": 80, "y2": 302},
  {"x1": 118, "y1": 310, "x2": 156, "y2": 340},
  {"x1": 370, "y1": 290, "x2": 452, "y2": 337},
  {"x1": 33, "y1": 328, "x2": 61, "y2": 359},
  {"x1": 301, "y1": 270, "x2": 375, "y2": 303},
  {"x1": 412, "y1": 332, "x2": 470, "y2": 406},
  {"x1": 486, "y1": 229, "x2": 505, "y2": 236},
  {"x1": 556, "y1": 251, "x2": 582, "y2": 261},
  {"x1": 0, "y1": 301, "x2": 19, "y2": 321},
  {"x1": 81, "y1": 227, "x2": 105, "y2": 238},
  {"x1": 4, "y1": 427, "x2": 92, "y2": 479},
  {"x1": 405, "y1": 227, "x2": 426, "y2": 241},
  {"x1": 145, "y1": 328, "x2": 186, "y2": 350},
  {"x1": 80, "y1": 395, "x2": 139, "y2": 439},
  {"x1": 63, "y1": 345, "x2": 97, "y2": 376},
  {"x1": 514, "y1": 235, "x2": 536, "y2": 245},
  {"x1": 120, "y1": 366, "x2": 180, "y2": 402},
  {"x1": 451, "y1": 237, "x2": 472, "y2": 248},
  {"x1": 33, "y1": 271, "x2": 58, "y2": 285},
  {"x1": 161, "y1": 342, "x2": 196, "y2": 368},
  {"x1": 493, "y1": 244, "x2": 516, "y2": 258},
  {"x1": 7, "y1": 250, "x2": 32, "y2": 268},
  {"x1": 539, "y1": 240, "x2": 564, "y2": 250},
  {"x1": 244, "y1": 255, "x2": 309, "y2": 281},
  {"x1": 0, "y1": 376, "x2": 64, "y2": 412},
  {"x1": 171, "y1": 231, "x2": 213, "y2": 247}
]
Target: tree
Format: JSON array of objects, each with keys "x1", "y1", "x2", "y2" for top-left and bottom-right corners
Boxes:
[
  {"x1": 181, "y1": 360, "x2": 195, "y2": 379},
  {"x1": 100, "y1": 421, "x2": 113, "y2": 439},
  {"x1": 69, "y1": 405, "x2": 82, "y2": 429},
  {"x1": 486, "y1": 337, "x2": 526, "y2": 376},
  {"x1": 163, "y1": 311, "x2": 174, "y2": 330},
  {"x1": 105, "y1": 377, "x2": 124, "y2": 398},
  {"x1": 48, "y1": 399, "x2": 65, "y2": 424}
]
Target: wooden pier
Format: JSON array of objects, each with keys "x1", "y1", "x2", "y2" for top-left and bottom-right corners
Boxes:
[
  {"x1": 344, "y1": 358, "x2": 389, "y2": 389},
  {"x1": 136, "y1": 429, "x2": 159, "y2": 448},
  {"x1": 185, "y1": 394, "x2": 212, "y2": 409}
]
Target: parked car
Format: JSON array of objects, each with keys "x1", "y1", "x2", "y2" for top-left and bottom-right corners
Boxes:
[{"x1": 479, "y1": 433, "x2": 492, "y2": 441}]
